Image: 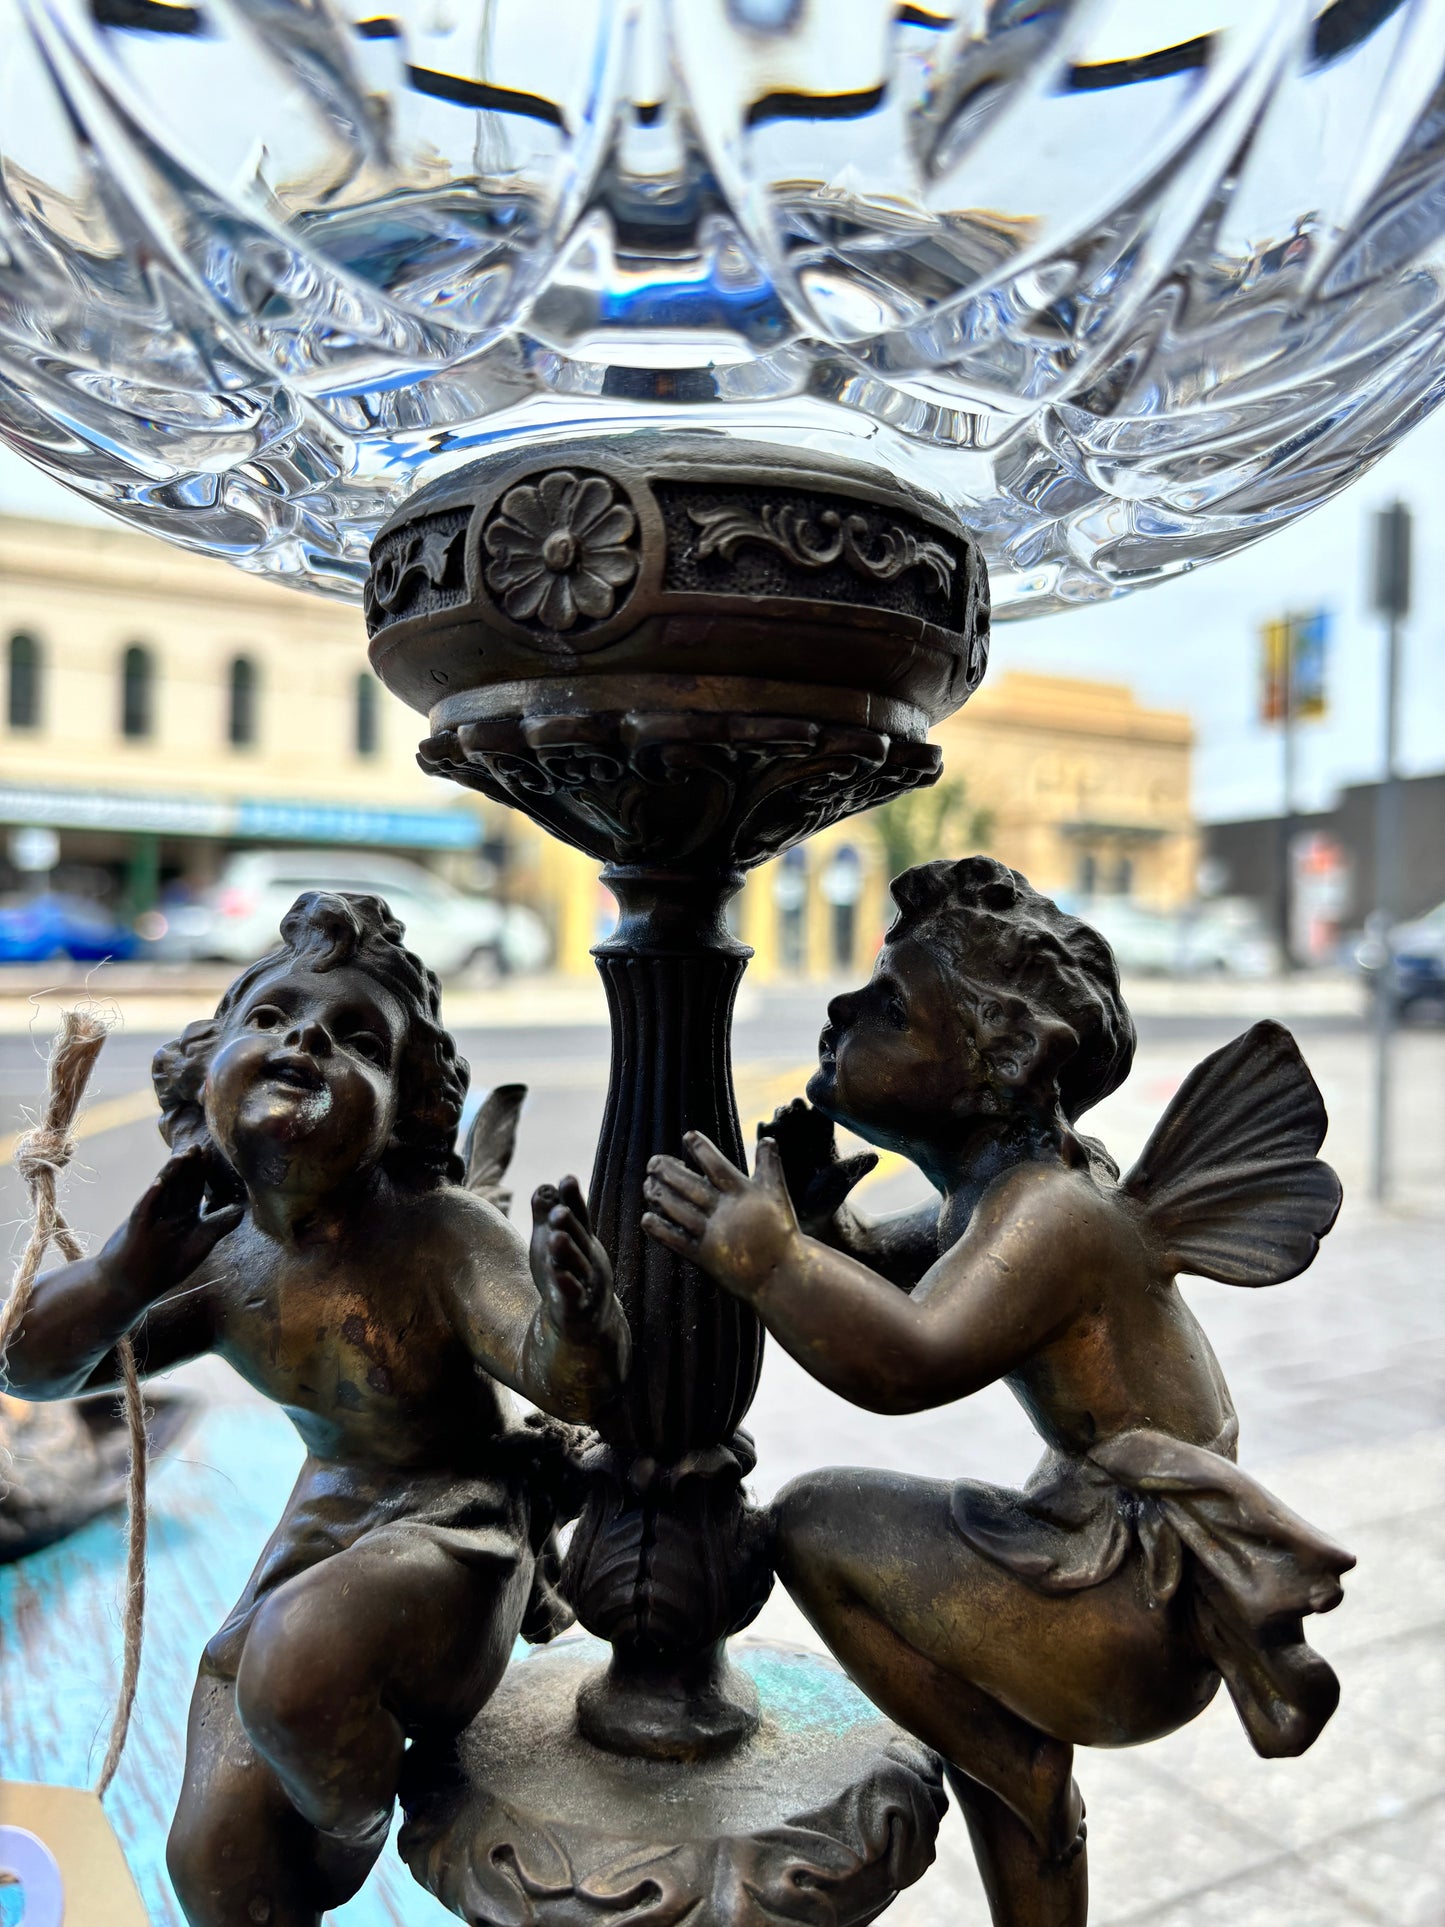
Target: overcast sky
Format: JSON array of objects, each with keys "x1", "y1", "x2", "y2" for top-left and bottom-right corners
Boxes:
[{"x1": 1, "y1": 412, "x2": 1442, "y2": 826}]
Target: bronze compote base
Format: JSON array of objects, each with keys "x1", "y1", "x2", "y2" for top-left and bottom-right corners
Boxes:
[
  {"x1": 366, "y1": 432, "x2": 990, "y2": 1919},
  {"x1": 400, "y1": 1638, "x2": 945, "y2": 1927}
]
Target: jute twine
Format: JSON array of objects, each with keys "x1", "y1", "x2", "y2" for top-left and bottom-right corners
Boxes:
[{"x1": 0, "y1": 1008, "x2": 145, "y2": 1797}]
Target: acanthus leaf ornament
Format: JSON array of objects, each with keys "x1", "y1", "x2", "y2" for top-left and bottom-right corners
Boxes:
[{"x1": 419, "y1": 713, "x2": 943, "y2": 871}]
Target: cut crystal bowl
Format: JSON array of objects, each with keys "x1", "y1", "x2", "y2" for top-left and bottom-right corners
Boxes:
[{"x1": 3, "y1": 0, "x2": 1444, "y2": 617}]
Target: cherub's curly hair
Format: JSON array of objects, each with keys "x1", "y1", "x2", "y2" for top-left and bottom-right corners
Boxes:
[
  {"x1": 888, "y1": 856, "x2": 1135, "y2": 1129},
  {"x1": 152, "y1": 891, "x2": 469, "y2": 1193}
]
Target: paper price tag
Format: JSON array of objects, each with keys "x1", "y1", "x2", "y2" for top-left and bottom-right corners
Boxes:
[{"x1": 0, "y1": 1786, "x2": 146, "y2": 1926}]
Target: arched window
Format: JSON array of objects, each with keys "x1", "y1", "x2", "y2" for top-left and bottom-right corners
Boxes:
[
  {"x1": 120, "y1": 644, "x2": 154, "y2": 739},
  {"x1": 228, "y1": 655, "x2": 258, "y2": 747},
  {"x1": 822, "y1": 844, "x2": 862, "y2": 969},
  {"x1": 775, "y1": 846, "x2": 808, "y2": 974},
  {"x1": 7, "y1": 633, "x2": 41, "y2": 730},
  {"x1": 355, "y1": 672, "x2": 379, "y2": 757}
]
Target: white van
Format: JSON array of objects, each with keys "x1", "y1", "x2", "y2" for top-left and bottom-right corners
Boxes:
[{"x1": 194, "y1": 850, "x2": 550, "y2": 977}]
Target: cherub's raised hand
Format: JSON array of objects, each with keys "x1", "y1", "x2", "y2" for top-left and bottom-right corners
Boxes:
[
  {"x1": 101, "y1": 1145, "x2": 244, "y2": 1297},
  {"x1": 757, "y1": 1098, "x2": 877, "y2": 1238},
  {"x1": 643, "y1": 1132, "x2": 800, "y2": 1303},
  {"x1": 529, "y1": 1176, "x2": 616, "y2": 1336},
  {"x1": 526, "y1": 1178, "x2": 630, "y2": 1416}
]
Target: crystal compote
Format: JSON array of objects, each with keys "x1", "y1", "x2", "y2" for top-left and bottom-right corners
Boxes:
[{"x1": 3, "y1": 1, "x2": 1445, "y2": 614}]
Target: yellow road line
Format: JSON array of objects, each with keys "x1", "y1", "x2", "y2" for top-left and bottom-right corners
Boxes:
[
  {"x1": 0, "y1": 1086, "x2": 159, "y2": 1166},
  {"x1": 733, "y1": 1062, "x2": 815, "y2": 1121}
]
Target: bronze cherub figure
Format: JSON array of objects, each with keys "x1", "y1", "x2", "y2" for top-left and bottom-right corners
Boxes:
[
  {"x1": 644, "y1": 856, "x2": 1353, "y2": 1927},
  {"x1": 2, "y1": 891, "x2": 629, "y2": 1927}
]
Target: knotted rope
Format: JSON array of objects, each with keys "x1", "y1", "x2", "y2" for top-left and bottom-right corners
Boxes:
[{"x1": 1, "y1": 1009, "x2": 145, "y2": 1797}]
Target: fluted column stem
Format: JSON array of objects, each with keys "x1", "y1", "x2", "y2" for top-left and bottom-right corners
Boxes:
[{"x1": 563, "y1": 866, "x2": 771, "y2": 1759}]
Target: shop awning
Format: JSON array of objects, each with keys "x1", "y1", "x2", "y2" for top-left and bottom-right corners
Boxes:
[{"x1": 0, "y1": 784, "x2": 481, "y2": 850}]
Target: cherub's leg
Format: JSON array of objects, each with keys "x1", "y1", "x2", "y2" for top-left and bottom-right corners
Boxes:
[
  {"x1": 773, "y1": 1469, "x2": 1195, "y2": 1927},
  {"x1": 234, "y1": 1524, "x2": 532, "y2": 1846},
  {"x1": 949, "y1": 1767, "x2": 1087, "y2": 1927},
  {"x1": 779, "y1": 1550, "x2": 1086, "y2": 1926},
  {"x1": 167, "y1": 1668, "x2": 378, "y2": 1927}
]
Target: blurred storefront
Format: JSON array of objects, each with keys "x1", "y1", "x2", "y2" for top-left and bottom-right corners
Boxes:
[
  {"x1": 0, "y1": 515, "x2": 503, "y2": 913},
  {"x1": 539, "y1": 672, "x2": 1198, "y2": 979},
  {"x1": 3, "y1": 517, "x2": 1197, "y2": 980},
  {"x1": 1206, "y1": 772, "x2": 1445, "y2": 938}
]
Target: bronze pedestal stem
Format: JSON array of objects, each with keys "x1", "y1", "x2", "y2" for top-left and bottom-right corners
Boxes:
[{"x1": 367, "y1": 431, "x2": 990, "y2": 1760}]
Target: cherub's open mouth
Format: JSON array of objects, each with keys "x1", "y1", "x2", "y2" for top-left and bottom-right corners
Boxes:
[{"x1": 264, "y1": 1054, "x2": 325, "y2": 1092}]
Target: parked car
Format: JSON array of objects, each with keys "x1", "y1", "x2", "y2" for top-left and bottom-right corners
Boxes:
[
  {"x1": 179, "y1": 851, "x2": 549, "y2": 977},
  {"x1": 0, "y1": 892, "x2": 139, "y2": 963},
  {"x1": 1356, "y1": 901, "x2": 1445, "y2": 1017},
  {"x1": 1061, "y1": 895, "x2": 1280, "y2": 978},
  {"x1": 1393, "y1": 903, "x2": 1445, "y2": 1012},
  {"x1": 1068, "y1": 898, "x2": 1180, "y2": 975},
  {"x1": 1175, "y1": 898, "x2": 1280, "y2": 977}
]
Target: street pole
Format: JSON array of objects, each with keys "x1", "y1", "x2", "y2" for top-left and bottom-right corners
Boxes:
[
  {"x1": 1370, "y1": 502, "x2": 1410, "y2": 1204},
  {"x1": 1279, "y1": 619, "x2": 1296, "y2": 973}
]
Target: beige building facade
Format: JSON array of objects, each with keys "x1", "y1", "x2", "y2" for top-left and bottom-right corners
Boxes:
[
  {"x1": 0, "y1": 515, "x2": 495, "y2": 910},
  {"x1": 934, "y1": 669, "x2": 1198, "y2": 908}
]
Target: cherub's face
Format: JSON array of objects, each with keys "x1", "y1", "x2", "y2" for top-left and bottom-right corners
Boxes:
[
  {"x1": 807, "y1": 936, "x2": 991, "y2": 1152},
  {"x1": 204, "y1": 964, "x2": 407, "y2": 1197}
]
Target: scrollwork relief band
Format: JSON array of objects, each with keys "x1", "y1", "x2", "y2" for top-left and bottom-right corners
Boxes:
[
  {"x1": 686, "y1": 501, "x2": 956, "y2": 598},
  {"x1": 364, "y1": 516, "x2": 469, "y2": 627}
]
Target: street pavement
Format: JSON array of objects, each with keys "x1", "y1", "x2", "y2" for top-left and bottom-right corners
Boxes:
[{"x1": 0, "y1": 972, "x2": 1440, "y2": 1924}]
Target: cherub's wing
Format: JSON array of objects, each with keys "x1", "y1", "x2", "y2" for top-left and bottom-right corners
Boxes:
[
  {"x1": 1122, "y1": 1022, "x2": 1341, "y2": 1287},
  {"x1": 462, "y1": 1083, "x2": 527, "y2": 1216}
]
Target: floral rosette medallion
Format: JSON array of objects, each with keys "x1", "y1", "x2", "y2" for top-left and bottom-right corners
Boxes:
[{"x1": 483, "y1": 474, "x2": 640, "y2": 636}]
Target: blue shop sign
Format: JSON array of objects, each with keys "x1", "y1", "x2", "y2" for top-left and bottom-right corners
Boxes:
[
  {"x1": 0, "y1": 785, "x2": 481, "y2": 851},
  {"x1": 232, "y1": 799, "x2": 481, "y2": 849}
]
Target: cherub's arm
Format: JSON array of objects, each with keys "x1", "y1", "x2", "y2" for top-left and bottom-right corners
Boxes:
[
  {"x1": 757, "y1": 1100, "x2": 939, "y2": 1288},
  {"x1": 644, "y1": 1135, "x2": 1090, "y2": 1415},
  {"x1": 3, "y1": 1147, "x2": 241, "y2": 1400},
  {"x1": 442, "y1": 1178, "x2": 630, "y2": 1426},
  {"x1": 811, "y1": 1190, "x2": 941, "y2": 1290}
]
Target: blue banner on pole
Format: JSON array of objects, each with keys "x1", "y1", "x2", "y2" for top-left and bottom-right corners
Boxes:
[{"x1": 1291, "y1": 610, "x2": 1329, "y2": 720}]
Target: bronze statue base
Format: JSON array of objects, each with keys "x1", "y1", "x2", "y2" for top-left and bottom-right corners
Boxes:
[{"x1": 399, "y1": 1637, "x2": 946, "y2": 1927}]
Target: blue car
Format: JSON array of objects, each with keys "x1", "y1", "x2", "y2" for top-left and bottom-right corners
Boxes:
[
  {"x1": 0, "y1": 893, "x2": 139, "y2": 964},
  {"x1": 1390, "y1": 902, "x2": 1445, "y2": 1015}
]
